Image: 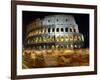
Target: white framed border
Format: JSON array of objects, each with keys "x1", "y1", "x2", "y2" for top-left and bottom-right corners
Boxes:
[{"x1": 16, "y1": 5, "x2": 95, "y2": 76}]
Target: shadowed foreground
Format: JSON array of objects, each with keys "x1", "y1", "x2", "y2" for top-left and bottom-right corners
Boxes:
[{"x1": 22, "y1": 48, "x2": 89, "y2": 69}]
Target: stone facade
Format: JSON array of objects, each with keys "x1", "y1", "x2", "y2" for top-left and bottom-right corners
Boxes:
[{"x1": 25, "y1": 15, "x2": 84, "y2": 49}]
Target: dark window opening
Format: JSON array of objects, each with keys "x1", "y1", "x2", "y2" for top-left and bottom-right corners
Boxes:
[
  {"x1": 61, "y1": 28, "x2": 64, "y2": 32},
  {"x1": 57, "y1": 19, "x2": 59, "y2": 21},
  {"x1": 48, "y1": 20, "x2": 50, "y2": 22},
  {"x1": 66, "y1": 19, "x2": 68, "y2": 21},
  {"x1": 74, "y1": 29, "x2": 76, "y2": 32},
  {"x1": 52, "y1": 28, "x2": 55, "y2": 32},
  {"x1": 48, "y1": 28, "x2": 50, "y2": 33},
  {"x1": 56, "y1": 28, "x2": 59, "y2": 32},
  {"x1": 70, "y1": 28, "x2": 72, "y2": 32},
  {"x1": 65, "y1": 28, "x2": 68, "y2": 32}
]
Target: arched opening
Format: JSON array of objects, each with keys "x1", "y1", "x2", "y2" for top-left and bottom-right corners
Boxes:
[
  {"x1": 61, "y1": 28, "x2": 64, "y2": 32},
  {"x1": 65, "y1": 28, "x2": 68, "y2": 32},
  {"x1": 48, "y1": 28, "x2": 50, "y2": 33},
  {"x1": 74, "y1": 28, "x2": 76, "y2": 32},
  {"x1": 65, "y1": 36, "x2": 69, "y2": 41},
  {"x1": 56, "y1": 28, "x2": 59, "y2": 32}
]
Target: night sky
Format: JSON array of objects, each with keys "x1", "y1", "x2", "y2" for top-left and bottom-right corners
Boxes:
[{"x1": 22, "y1": 11, "x2": 89, "y2": 48}]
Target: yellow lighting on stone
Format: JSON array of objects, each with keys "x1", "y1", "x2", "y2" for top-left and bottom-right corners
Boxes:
[
  {"x1": 48, "y1": 37, "x2": 50, "y2": 41},
  {"x1": 38, "y1": 30, "x2": 41, "y2": 34},
  {"x1": 74, "y1": 45, "x2": 77, "y2": 48},
  {"x1": 74, "y1": 36, "x2": 77, "y2": 41},
  {"x1": 56, "y1": 36, "x2": 59, "y2": 41},
  {"x1": 51, "y1": 36, "x2": 54, "y2": 41},
  {"x1": 39, "y1": 37, "x2": 42, "y2": 43},
  {"x1": 52, "y1": 45, "x2": 55, "y2": 48},
  {"x1": 36, "y1": 30, "x2": 38, "y2": 34},
  {"x1": 43, "y1": 38, "x2": 46, "y2": 42},
  {"x1": 65, "y1": 36, "x2": 68, "y2": 41},
  {"x1": 69, "y1": 36, "x2": 73, "y2": 41},
  {"x1": 47, "y1": 37, "x2": 50, "y2": 42},
  {"x1": 67, "y1": 45, "x2": 68, "y2": 48},
  {"x1": 78, "y1": 36, "x2": 81, "y2": 40},
  {"x1": 56, "y1": 45, "x2": 59, "y2": 48},
  {"x1": 35, "y1": 37, "x2": 38, "y2": 43},
  {"x1": 43, "y1": 45, "x2": 46, "y2": 48},
  {"x1": 60, "y1": 36, "x2": 64, "y2": 41},
  {"x1": 70, "y1": 44, "x2": 73, "y2": 48}
]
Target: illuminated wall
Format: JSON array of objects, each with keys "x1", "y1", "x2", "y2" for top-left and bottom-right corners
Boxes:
[{"x1": 25, "y1": 15, "x2": 84, "y2": 49}]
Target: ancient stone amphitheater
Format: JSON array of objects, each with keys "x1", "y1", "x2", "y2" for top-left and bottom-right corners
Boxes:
[
  {"x1": 22, "y1": 15, "x2": 89, "y2": 68},
  {"x1": 24, "y1": 15, "x2": 84, "y2": 49}
]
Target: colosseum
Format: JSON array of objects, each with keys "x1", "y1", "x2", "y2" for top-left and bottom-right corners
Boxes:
[
  {"x1": 24, "y1": 15, "x2": 84, "y2": 50},
  {"x1": 22, "y1": 14, "x2": 90, "y2": 68}
]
